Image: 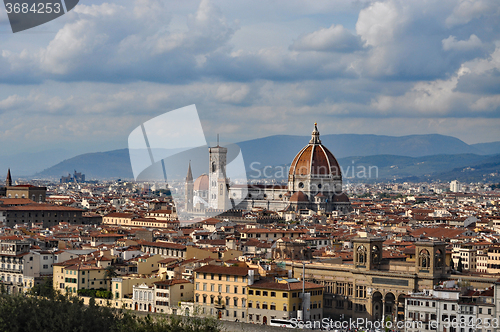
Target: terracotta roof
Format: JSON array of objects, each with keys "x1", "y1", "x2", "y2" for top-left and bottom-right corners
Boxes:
[
  {"x1": 194, "y1": 174, "x2": 209, "y2": 191},
  {"x1": 250, "y1": 279, "x2": 323, "y2": 291},
  {"x1": 193, "y1": 264, "x2": 253, "y2": 276},
  {"x1": 140, "y1": 241, "x2": 186, "y2": 250},
  {"x1": 154, "y1": 279, "x2": 191, "y2": 286},
  {"x1": 289, "y1": 191, "x2": 309, "y2": 202}
]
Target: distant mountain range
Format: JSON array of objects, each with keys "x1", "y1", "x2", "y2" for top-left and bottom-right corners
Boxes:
[{"x1": 22, "y1": 133, "x2": 500, "y2": 182}]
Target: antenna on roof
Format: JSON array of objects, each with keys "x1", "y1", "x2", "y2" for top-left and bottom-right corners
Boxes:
[{"x1": 217, "y1": 134, "x2": 219, "y2": 147}]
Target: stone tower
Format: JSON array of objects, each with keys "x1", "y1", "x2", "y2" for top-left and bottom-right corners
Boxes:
[
  {"x1": 6, "y1": 169, "x2": 12, "y2": 187},
  {"x1": 185, "y1": 161, "x2": 194, "y2": 211},
  {"x1": 415, "y1": 241, "x2": 447, "y2": 277},
  {"x1": 208, "y1": 140, "x2": 229, "y2": 210},
  {"x1": 353, "y1": 237, "x2": 384, "y2": 270}
]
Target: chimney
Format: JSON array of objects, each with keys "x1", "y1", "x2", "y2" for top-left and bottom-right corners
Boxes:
[{"x1": 248, "y1": 270, "x2": 255, "y2": 286}]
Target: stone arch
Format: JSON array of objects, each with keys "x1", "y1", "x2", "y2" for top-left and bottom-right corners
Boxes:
[
  {"x1": 372, "y1": 291, "x2": 383, "y2": 320},
  {"x1": 384, "y1": 292, "x2": 396, "y2": 319},
  {"x1": 357, "y1": 245, "x2": 367, "y2": 264},
  {"x1": 372, "y1": 245, "x2": 381, "y2": 264},
  {"x1": 419, "y1": 249, "x2": 430, "y2": 268},
  {"x1": 435, "y1": 249, "x2": 444, "y2": 267},
  {"x1": 397, "y1": 293, "x2": 406, "y2": 321}
]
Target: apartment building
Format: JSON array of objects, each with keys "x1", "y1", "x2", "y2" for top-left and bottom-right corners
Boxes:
[
  {"x1": 153, "y1": 279, "x2": 193, "y2": 314},
  {"x1": 404, "y1": 286, "x2": 497, "y2": 332},
  {"x1": 193, "y1": 265, "x2": 254, "y2": 321},
  {"x1": 452, "y1": 244, "x2": 478, "y2": 271},
  {"x1": 140, "y1": 241, "x2": 187, "y2": 259},
  {"x1": 53, "y1": 257, "x2": 110, "y2": 294},
  {"x1": 487, "y1": 246, "x2": 500, "y2": 274},
  {"x1": 247, "y1": 277, "x2": 324, "y2": 325},
  {"x1": 0, "y1": 204, "x2": 84, "y2": 228}
]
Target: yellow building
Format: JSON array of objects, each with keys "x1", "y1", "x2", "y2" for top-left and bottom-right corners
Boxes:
[
  {"x1": 53, "y1": 262, "x2": 107, "y2": 294},
  {"x1": 193, "y1": 265, "x2": 254, "y2": 321},
  {"x1": 134, "y1": 254, "x2": 164, "y2": 275},
  {"x1": 247, "y1": 278, "x2": 324, "y2": 325},
  {"x1": 111, "y1": 275, "x2": 161, "y2": 310},
  {"x1": 153, "y1": 279, "x2": 194, "y2": 314}
]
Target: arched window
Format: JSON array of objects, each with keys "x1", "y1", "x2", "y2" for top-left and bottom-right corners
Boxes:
[
  {"x1": 357, "y1": 245, "x2": 367, "y2": 264},
  {"x1": 212, "y1": 162, "x2": 216, "y2": 173},
  {"x1": 419, "y1": 249, "x2": 430, "y2": 268},
  {"x1": 372, "y1": 245, "x2": 380, "y2": 263},
  {"x1": 435, "y1": 249, "x2": 443, "y2": 267}
]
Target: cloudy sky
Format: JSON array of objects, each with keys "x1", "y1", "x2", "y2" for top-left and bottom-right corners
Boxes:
[{"x1": 0, "y1": 0, "x2": 499, "y2": 156}]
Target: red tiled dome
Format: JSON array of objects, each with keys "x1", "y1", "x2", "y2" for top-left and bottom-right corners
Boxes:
[
  {"x1": 332, "y1": 193, "x2": 349, "y2": 203},
  {"x1": 194, "y1": 174, "x2": 209, "y2": 191},
  {"x1": 289, "y1": 124, "x2": 341, "y2": 178},
  {"x1": 289, "y1": 191, "x2": 308, "y2": 202}
]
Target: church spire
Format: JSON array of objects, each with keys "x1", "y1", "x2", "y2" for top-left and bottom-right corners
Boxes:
[
  {"x1": 186, "y1": 161, "x2": 193, "y2": 182},
  {"x1": 6, "y1": 168, "x2": 12, "y2": 187},
  {"x1": 309, "y1": 122, "x2": 321, "y2": 144}
]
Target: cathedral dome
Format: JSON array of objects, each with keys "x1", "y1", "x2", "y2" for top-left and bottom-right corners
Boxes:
[
  {"x1": 289, "y1": 191, "x2": 308, "y2": 202},
  {"x1": 332, "y1": 192, "x2": 349, "y2": 203},
  {"x1": 289, "y1": 124, "x2": 341, "y2": 178},
  {"x1": 194, "y1": 174, "x2": 209, "y2": 191}
]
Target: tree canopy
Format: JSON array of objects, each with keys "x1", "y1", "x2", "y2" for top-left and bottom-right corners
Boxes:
[{"x1": 0, "y1": 292, "x2": 221, "y2": 332}]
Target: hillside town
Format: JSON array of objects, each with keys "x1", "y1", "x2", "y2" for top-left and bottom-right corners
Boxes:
[{"x1": 1, "y1": 169, "x2": 500, "y2": 331}]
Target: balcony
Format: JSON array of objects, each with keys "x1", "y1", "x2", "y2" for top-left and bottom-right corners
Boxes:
[{"x1": 0, "y1": 267, "x2": 22, "y2": 273}]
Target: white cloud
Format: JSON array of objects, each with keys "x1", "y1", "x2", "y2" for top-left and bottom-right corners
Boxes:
[
  {"x1": 215, "y1": 83, "x2": 250, "y2": 104},
  {"x1": 446, "y1": 0, "x2": 500, "y2": 27},
  {"x1": 152, "y1": 0, "x2": 236, "y2": 54},
  {"x1": 442, "y1": 34, "x2": 483, "y2": 51},
  {"x1": 371, "y1": 44, "x2": 500, "y2": 116},
  {"x1": 290, "y1": 24, "x2": 361, "y2": 52},
  {"x1": 471, "y1": 95, "x2": 500, "y2": 111},
  {"x1": 356, "y1": 0, "x2": 404, "y2": 48},
  {"x1": 0, "y1": 0, "x2": 500, "y2": 155}
]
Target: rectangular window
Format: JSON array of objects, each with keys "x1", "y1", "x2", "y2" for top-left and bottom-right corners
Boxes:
[{"x1": 282, "y1": 293, "x2": 288, "y2": 298}]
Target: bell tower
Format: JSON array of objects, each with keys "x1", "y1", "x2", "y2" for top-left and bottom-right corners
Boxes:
[
  {"x1": 208, "y1": 137, "x2": 229, "y2": 210},
  {"x1": 185, "y1": 161, "x2": 194, "y2": 211},
  {"x1": 353, "y1": 237, "x2": 384, "y2": 270},
  {"x1": 415, "y1": 241, "x2": 447, "y2": 277},
  {"x1": 6, "y1": 169, "x2": 12, "y2": 187}
]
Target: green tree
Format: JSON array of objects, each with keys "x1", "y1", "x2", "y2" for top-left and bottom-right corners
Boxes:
[
  {"x1": 104, "y1": 265, "x2": 118, "y2": 292},
  {"x1": 29, "y1": 277, "x2": 55, "y2": 299},
  {"x1": 0, "y1": 293, "x2": 221, "y2": 332},
  {"x1": 457, "y1": 256, "x2": 464, "y2": 272}
]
